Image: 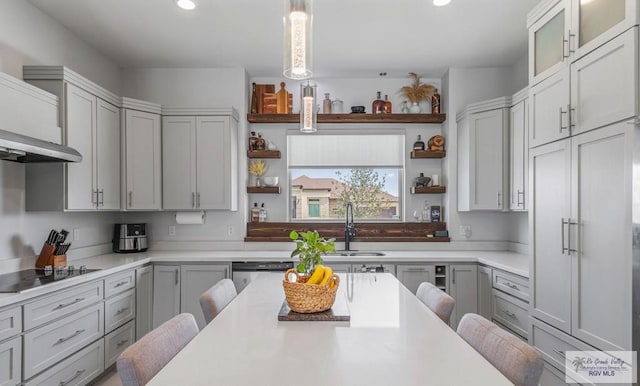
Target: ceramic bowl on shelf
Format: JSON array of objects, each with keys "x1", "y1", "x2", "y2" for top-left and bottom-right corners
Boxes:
[
  {"x1": 350, "y1": 106, "x2": 365, "y2": 113},
  {"x1": 262, "y1": 176, "x2": 279, "y2": 187}
]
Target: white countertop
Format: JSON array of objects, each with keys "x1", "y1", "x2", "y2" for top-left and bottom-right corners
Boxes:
[
  {"x1": 149, "y1": 272, "x2": 512, "y2": 386},
  {"x1": 0, "y1": 249, "x2": 528, "y2": 308}
]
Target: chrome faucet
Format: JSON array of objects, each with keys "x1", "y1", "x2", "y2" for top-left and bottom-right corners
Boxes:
[{"x1": 345, "y1": 202, "x2": 356, "y2": 251}]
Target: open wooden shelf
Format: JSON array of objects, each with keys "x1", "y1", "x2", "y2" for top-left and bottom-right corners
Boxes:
[
  {"x1": 247, "y1": 150, "x2": 281, "y2": 159},
  {"x1": 247, "y1": 113, "x2": 446, "y2": 124},
  {"x1": 410, "y1": 186, "x2": 447, "y2": 194},
  {"x1": 410, "y1": 150, "x2": 446, "y2": 158},
  {"x1": 247, "y1": 186, "x2": 280, "y2": 194}
]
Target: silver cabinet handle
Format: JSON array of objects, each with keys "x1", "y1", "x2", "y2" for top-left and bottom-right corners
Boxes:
[
  {"x1": 406, "y1": 268, "x2": 426, "y2": 272},
  {"x1": 114, "y1": 281, "x2": 129, "y2": 288},
  {"x1": 116, "y1": 307, "x2": 129, "y2": 315},
  {"x1": 192, "y1": 192, "x2": 195, "y2": 208},
  {"x1": 553, "y1": 348, "x2": 566, "y2": 359},
  {"x1": 562, "y1": 34, "x2": 570, "y2": 59},
  {"x1": 561, "y1": 218, "x2": 569, "y2": 254},
  {"x1": 559, "y1": 107, "x2": 568, "y2": 132},
  {"x1": 569, "y1": 105, "x2": 576, "y2": 129},
  {"x1": 517, "y1": 190, "x2": 524, "y2": 207},
  {"x1": 568, "y1": 32, "x2": 576, "y2": 54},
  {"x1": 98, "y1": 188, "x2": 104, "y2": 207},
  {"x1": 59, "y1": 369, "x2": 86, "y2": 386},
  {"x1": 496, "y1": 192, "x2": 502, "y2": 208},
  {"x1": 53, "y1": 329, "x2": 85, "y2": 346},
  {"x1": 92, "y1": 189, "x2": 97, "y2": 206},
  {"x1": 502, "y1": 309, "x2": 518, "y2": 320},
  {"x1": 128, "y1": 191, "x2": 133, "y2": 207},
  {"x1": 505, "y1": 282, "x2": 520, "y2": 291},
  {"x1": 116, "y1": 339, "x2": 129, "y2": 348},
  {"x1": 53, "y1": 298, "x2": 85, "y2": 311},
  {"x1": 568, "y1": 219, "x2": 579, "y2": 254},
  {"x1": 175, "y1": 268, "x2": 179, "y2": 285},
  {"x1": 196, "y1": 192, "x2": 201, "y2": 208},
  {"x1": 452, "y1": 267, "x2": 456, "y2": 284}
]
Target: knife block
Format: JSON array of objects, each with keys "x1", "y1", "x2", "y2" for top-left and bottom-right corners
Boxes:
[{"x1": 35, "y1": 243, "x2": 67, "y2": 269}]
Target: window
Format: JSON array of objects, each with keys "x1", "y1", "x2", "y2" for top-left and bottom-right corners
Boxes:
[{"x1": 288, "y1": 133, "x2": 404, "y2": 221}]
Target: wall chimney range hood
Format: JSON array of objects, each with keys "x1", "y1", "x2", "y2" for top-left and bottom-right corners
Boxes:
[{"x1": 0, "y1": 128, "x2": 81, "y2": 163}]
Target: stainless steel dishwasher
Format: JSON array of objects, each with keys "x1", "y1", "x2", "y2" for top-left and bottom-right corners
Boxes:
[{"x1": 232, "y1": 261, "x2": 294, "y2": 292}]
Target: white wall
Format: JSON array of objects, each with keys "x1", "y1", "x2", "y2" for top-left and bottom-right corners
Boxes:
[
  {"x1": 120, "y1": 67, "x2": 250, "y2": 244},
  {"x1": 0, "y1": 1, "x2": 124, "y2": 273},
  {"x1": 0, "y1": 0, "x2": 122, "y2": 93}
]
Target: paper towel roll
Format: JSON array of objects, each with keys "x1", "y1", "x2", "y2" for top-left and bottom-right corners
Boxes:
[{"x1": 175, "y1": 211, "x2": 206, "y2": 225}]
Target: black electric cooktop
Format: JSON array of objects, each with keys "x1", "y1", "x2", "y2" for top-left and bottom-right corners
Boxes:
[{"x1": 0, "y1": 268, "x2": 100, "y2": 293}]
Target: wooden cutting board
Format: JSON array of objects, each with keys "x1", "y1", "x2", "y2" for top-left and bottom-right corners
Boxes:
[{"x1": 278, "y1": 293, "x2": 350, "y2": 322}]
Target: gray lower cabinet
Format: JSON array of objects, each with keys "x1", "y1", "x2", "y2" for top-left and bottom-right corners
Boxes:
[
  {"x1": 396, "y1": 264, "x2": 436, "y2": 295},
  {"x1": 492, "y1": 289, "x2": 528, "y2": 339},
  {"x1": 0, "y1": 336, "x2": 21, "y2": 386},
  {"x1": 0, "y1": 307, "x2": 21, "y2": 343},
  {"x1": 448, "y1": 264, "x2": 478, "y2": 330},
  {"x1": 477, "y1": 266, "x2": 493, "y2": 320},
  {"x1": 104, "y1": 320, "x2": 135, "y2": 368},
  {"x1": 104, "y1": 289, "x2": 135, "y2": 334},
  {"x1": 152, "y1": 263, "x2": 231, "y2": 330},
  {"x1": 24, "y1": 339, "x2": 104, "y2": 386},
  {"x1": 23, "y1": 302, "x2": 104, "y2": 379},
  {"x1": 152, "y1": 265, "x2": 181, "y2": 329},
  {"x1": 136, "y1": 265, "x2": 154, "y2": 340}
]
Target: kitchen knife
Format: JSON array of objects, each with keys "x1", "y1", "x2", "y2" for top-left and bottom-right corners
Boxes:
[{"x1": 59, "y1": 229, "x2": 69, "y2": 244}]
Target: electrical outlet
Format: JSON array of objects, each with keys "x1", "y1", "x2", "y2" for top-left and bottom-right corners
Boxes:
[
  {"x1": 168, "y1": 226, "x2": 176, "y2": 236},
  {"x1": 227, "y1": 225, "x2": 234, "y2": 236},
  {"x1": 73, "y1": 228, "x2": 80, "y2": 241}
]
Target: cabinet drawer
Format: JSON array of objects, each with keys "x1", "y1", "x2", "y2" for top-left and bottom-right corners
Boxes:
[
  {"x1": 24, "y1": 281, "x2": 103, "y2": 330},
  {"x1": 105, "y1": 289, "x2": 135, "y2": 333},
  {"x1": 104, "y1": 320, "x2": 135, "y2": 368},
  {"x1": 492, "y1": 289, "x2": 528, "y2": 339},
  {"x1": 24, "y1": 302, "x2": 104, "y2": 379},
  {"x1": 0, "y1": 306, "x2": 21, "y2": 342},
  {"x1": 24, "y1": 338, "x2": 104, "y2": 386},
  {"x1": 104, "y1": 270, "x2": 135, "y2": 298},
  {"x1": 530, "y1": 317, "x2": 597, "y2": 373},
  {"x1": 0, "y1": 336, "x2": 21, "y2": 386},
  {"x1": 492, "y1": 269, "x2": 529, "y2": 302}
]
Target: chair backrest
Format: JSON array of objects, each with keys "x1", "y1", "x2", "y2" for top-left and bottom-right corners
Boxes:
[
  {"x1": 457, "y1": 313, "x2": 544, "y2": 386},
  {"x1": 117, "y1": 313, "x2": 198, "y2": 386},
  {"x1": 415, "y1": 281, "x2": 455, "y2": 324},
  {"x1": 199, "y1": 278, "x2": 238, "y2": 324}
]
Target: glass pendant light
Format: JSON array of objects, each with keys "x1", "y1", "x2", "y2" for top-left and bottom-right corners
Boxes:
[
  {"x1": 300, "y1": 82, "x2": 317, "y2": 133},
  {"x1": 284, "y1": 0, "x2": 313, "y2": 80}
]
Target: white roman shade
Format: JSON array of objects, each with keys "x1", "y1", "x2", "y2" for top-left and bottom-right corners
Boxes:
[{"x1": 288, "y1": 134, "x2": 404, "y2": 167}]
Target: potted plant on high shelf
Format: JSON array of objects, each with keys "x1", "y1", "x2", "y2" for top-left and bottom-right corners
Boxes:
[
  {"x1": 399, "y1": 72, "x2": 436, "y2": 113},
  {"x1": 283, "y1": 230, "x2": 339, "y2": 313}
]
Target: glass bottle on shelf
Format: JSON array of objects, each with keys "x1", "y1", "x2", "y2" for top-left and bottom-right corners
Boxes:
[
  {"x1": 422, "y1": 200, "x2": 431, "y2": 223},
  {"x1": 323, "y1": 93, "x2": 332, "y2": 114},
  {"x1": 259, "y1": 203, "x2": 268, "y2": 222},
  {"x1": 372, "y1": 91, "x2": 385, "y2": 114},
  {"x1": 413, "y1": 135, "x2": 425, "y2": 151},
  {"x1": 255, "y1": 133, "x2": 266, "y2": 150},
  {"x1": 249, "y1": 131, "x2": 258, "y2": 151},
  {"x1": 250, "y1": 203, "x2": 260, "y2": 223},
  {"x1": 384, "y1": 94, "x2": 392, "y2": 113},
  {"x1": 401, "y1": 101, "x2": 409, "y2": 114},
  {"x1": 431, "y1": 89, "x2": 441, "y2": 114}
]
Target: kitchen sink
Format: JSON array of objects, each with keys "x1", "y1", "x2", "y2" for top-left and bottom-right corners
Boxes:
[{"x1": 325, "y1": 251, "x2": 386, "y2": 257}]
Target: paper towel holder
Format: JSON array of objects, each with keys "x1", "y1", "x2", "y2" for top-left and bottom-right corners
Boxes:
[{"x1": 175, "y1": 211, "x2": 206, "y2": 225}]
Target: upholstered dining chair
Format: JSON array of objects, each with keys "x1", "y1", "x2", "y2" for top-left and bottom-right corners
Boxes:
[
  {"x1": 199, "y1": 278, "x2": 238, "y2": 324},
  {"x1": 457, "y1": 313, "x2": 544, "y2": 386},
  {"x1": 116, "y1": 313, "x2": 199, "y2": 386},
  {"x1": 415, "y1": 281, "x2": 455, "y2": 324}
]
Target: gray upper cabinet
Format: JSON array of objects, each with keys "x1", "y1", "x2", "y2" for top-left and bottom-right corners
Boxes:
[
  {"x1": 509, "y1": 89, "x2": 528, "y2": 211},
  {"x1": 162, "y1": 108, "x2": 238, "y2": 211},
  {"x1": 23, "y1": 66, "x2": 121, "y2": 211},
  {"x1": 122, "y1": 98, "x2": 162, "y2": 211},
  {"x1": 457, "y1": 97, "x2": 510, "y2": 211}
]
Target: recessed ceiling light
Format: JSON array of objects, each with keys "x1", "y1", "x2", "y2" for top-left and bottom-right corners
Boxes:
[
  {"x1": 433, "y1": 0, "x2": 451, "y2": 6},
  {"x1": 175, "y1": 0, "x2": 196, "y2": 10}
]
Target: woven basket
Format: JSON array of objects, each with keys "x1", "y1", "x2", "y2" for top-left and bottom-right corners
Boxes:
[{"x1": 282, "y1": 268, "x2": 340, "y2": 313}]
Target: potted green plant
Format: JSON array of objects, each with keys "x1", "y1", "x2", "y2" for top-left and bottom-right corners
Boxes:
[{"x1": 289, "y1": 230, "x2": 336, "y2": 274}]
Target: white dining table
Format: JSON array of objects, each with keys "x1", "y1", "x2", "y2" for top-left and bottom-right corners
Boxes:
[{"x1": 148, "y1": 272, "x2": 512, "y2": 386}]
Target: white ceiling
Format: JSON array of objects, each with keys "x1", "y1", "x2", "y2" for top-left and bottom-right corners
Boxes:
[{"x1": 28, "y1": 0, "x2": 539, "y2": 78}]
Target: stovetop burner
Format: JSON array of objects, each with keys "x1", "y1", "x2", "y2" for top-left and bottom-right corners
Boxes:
[{"x1": 0, "y1": 268, "x2": 101, "y2": 293}]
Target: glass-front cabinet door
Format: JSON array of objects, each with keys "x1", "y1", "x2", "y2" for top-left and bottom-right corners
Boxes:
[
  {"x1": 571, "y1": 0, "x2": 637, "y2": 61},
  {"x1": 529, "y1": 0, "x2": 571, "y2": 85}
]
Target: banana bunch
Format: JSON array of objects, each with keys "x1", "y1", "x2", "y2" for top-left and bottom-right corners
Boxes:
[
  {"x1": 248, "y1": 160, "x2": 267, "y2": 176},
  {"x1": 306, "y1": 265, "x2": 335, "y2": 288}
]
